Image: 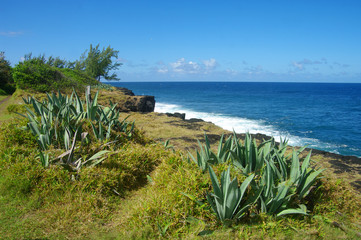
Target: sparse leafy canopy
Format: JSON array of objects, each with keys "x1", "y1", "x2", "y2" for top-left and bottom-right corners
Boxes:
[{"x1": 78, "y1": 44, "x2": 122, "y2": 81}]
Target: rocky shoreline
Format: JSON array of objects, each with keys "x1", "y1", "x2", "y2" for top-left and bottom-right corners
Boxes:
[{"x1": 106, "y1": 87, "x2": 156, "y2": 113}]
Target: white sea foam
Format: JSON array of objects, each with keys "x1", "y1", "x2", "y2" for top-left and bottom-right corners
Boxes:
[{"x1": 155, "y1": 102, "x2": 342, "y2": 153}]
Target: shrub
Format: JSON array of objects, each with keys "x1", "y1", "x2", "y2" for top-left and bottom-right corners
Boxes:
[
  {"x1": 12, "y1": 60, "x2": 98, "y2": 92},
  {"x1": 0, "y1": 52, "x2": 13, "y2": 89},
  {"x1": 7, "y1": 104, "x2": 28, "y2": 114}
]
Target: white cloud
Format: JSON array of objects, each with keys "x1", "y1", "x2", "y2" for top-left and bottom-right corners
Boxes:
[
  {"x1": 291, "y1": 58, "x2": 351, "y2": 73},
  {"x1": 169, "y1": 58, "x2": 200, "y2": 73},
  {"x1": 291, "y1": 58, "x2": 324, "y2": 71},
  {"x1": 157, "y1": 66, "x2": 168, "y2": 73},
  {"x1": 0, "y1": 31, "x2": 23, "y2": 37},
  {"x1": 156, "y1": 57, "x2": 219, "y2": 75},
  {"x1": 292, "y1": 61, "x2": 304, "y2": 70},
  {"x1": 203, "y1": 58, "x2": 218, "y2": 70}
]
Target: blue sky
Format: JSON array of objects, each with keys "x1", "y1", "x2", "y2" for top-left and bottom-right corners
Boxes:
[{"x1": 1, "y1": 0, "x2": 361, "y2": 82}]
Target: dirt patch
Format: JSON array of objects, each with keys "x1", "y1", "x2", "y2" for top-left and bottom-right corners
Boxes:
[{"x1": 0, "y1": 96, "x2": 10, "y2": 105}]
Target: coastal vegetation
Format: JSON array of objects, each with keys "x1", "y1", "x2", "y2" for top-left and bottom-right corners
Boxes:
[{"x1": 0, "y1": 49, "x2": 361, "y2": 239}]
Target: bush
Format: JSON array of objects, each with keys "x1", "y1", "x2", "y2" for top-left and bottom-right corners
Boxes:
[
  {"x1": 7, "y1": 104, "x2": 28, "y2": 114},
  {"x1": 0, "y1": 52, "x2": 13, "y2": 89},
  {"x1": 0, "y1": 83, "x2": 16, "y2": 94},
  {"x1": 12, "y1": 60, "x2": 98, "y2": 92},
  {"x1": 58, "y1": 68, "x2": 99, "y2": 88}
]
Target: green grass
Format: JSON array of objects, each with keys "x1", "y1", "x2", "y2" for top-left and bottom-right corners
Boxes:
[
  {"x1": 0, "y1": 95, "x2": 8, "y2": 101},
  {"x1": 0, "y1": 89, "x2": 361, "y2": 239}
]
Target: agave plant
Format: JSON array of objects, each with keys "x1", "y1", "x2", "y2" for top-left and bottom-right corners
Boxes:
[
  {"x1": 206, "y1": 166, "x2": 261, "y2": 224},
  {"x1": 192, "y1": 133, "x2": 324, "y2": 220},
  {"x1": 19, "y1": 89, "x2": 133, "y2": 169},
  {"x1": 290, "y1": 150, "x2": 324, "y2": 199},
  {"x1": 188, "y1": 134, "x2": 233, "y2": 172},
  {"x1": 229, "y1": 133, "x2": 266, "y2": 175}
]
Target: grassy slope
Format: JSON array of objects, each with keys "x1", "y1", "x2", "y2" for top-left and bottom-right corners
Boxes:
[
  {"x1": 121, "y1": 112, "x2": 361, "y2": 192},
  {"x1": 1, "y1": 87, "x2": 361, "y2": 239}
]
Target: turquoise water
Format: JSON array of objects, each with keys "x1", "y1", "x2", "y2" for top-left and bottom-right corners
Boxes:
[{"x1": 109, "y1": 82, "x2": 361, "y2": 157}]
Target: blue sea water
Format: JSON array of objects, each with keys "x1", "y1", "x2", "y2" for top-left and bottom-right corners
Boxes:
[{"x1": 109, "y1": 82, "x2": 361, "y2": 157}]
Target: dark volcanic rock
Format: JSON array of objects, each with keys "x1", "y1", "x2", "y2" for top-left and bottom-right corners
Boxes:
[
  {"x1": 122, "y1": 96, "x2": 155, "y2": 113},
  {"x1": 166, "y1": 112, "x2": 186, "y2": 120},
  {"x1": 137, "y1": 96, "x2": 155, "y2": 112},
  {"x1": 115, "y1": 87, "x2": 135, "y2": 96},
  {"x1": 112, "y1": 87, "x2": 155, "y2": 113},
  {"x1": 187, "y1": 118, "x2": 205, "y2": 123}
]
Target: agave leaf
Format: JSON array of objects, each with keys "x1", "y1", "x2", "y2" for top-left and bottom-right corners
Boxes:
[
  {"x1": 83, "y1": 150, "x2": 110, "y2": 167},
  {"x1": 106, "y1": 121, "x2": 113, "y2": 140},
  {"x1": 208, "y1": 166, "x2": 222, "y2": 202},
  {"x1": 38, "y1": 134, "x2": 49, "y2": 150},
  {"x1": 90, "y1": 121, "x2": 99, "y2": 139},
  {"x1": 267, "y1": 181, "x2": 293, "y2": 214},
  {"x1": 98, "y1": 121, "x2": 104, "y2": 141},
  {"x1": 275, "y1": 151, "x2": 288, "y2": 180},
  {"x1": 214, "y1": 196, "x2": 225, "y2": 221},
  {"x1": 181, "y1": 192, "x2": 205, "y2": 206},
  {"x1": 67, "y1": 127, "x2": 79, "y2": 164},
  {"x1": 298, "y1": 168, "x2": 324, "y2": 199},
  {"x1": 234, "y1": 185, "x2": 263, "y2": 219},
  {"x1": 217, "y1": 134, "x2": 224, "y2": 157},
  {"x1": 224, "y1": 178, "x2": 239, "y2": 219},
  {"x1": 38, "y1": 151, "x2": 49, "y2": 168},
  {"x1": 187, "y1": 151, "x2": 198, "y2": 166},
  {"x1": 263, "y1": 161, "x2": 273, "y2": 197},
  {"x1": 231, "y1": 173, "x2": 255, "y2": 218},
  {"x1": 32, "y1": 100, "x2": 43, "y2": 115},
  {"x1": 74, "y1": 90, "x2": 84, "y2": 114},
  {"x1": 277, "y1": 204, "x2": 308, "y2": 217},
  {"x1": 290, "y1": 149, "x2": 300, "y2": 184},
  {"x1": 206, "y1": 193, "x2": 218, "y2": 218},
  {"x1": 301, "y1": 151, "x2": 312, "y2": 174},
  {"x1": 28, "y1": 121, "x2": 41, "y2": 136},
  {"x1": 25, "y1": 106, "x2": 37, "y2": 120},
  {"x1": 64, "y1": 128, "x2": 71, "y2": 150}
]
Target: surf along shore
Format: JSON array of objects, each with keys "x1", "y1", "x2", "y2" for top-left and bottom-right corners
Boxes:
[{"x1": 118, "y1": 98, "x2": 361, "y2": 194}]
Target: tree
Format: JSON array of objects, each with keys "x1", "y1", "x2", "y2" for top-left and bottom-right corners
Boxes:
[
  {"x1": 0, "y1": 52, "x2": 13, "y2": 88},
  {"x1": 79, "y1": 44, "x2": 122, "y2": 81}
]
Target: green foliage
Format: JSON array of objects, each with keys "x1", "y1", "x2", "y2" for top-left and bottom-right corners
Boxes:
[
  {"x1": 0, "y1": 116, "x2": 172, "y2": 239},
  {"x1": 0, "y1": 114, "x2": 360, "y2": 239},
  {"x1": 119, "y1": 150, "x2": 213, "y2": 239},
  {"x1": 13, "y1": 58, "x2": 57, "y2": 92},
  {"x1": 189, "y1": 133, "x2": 324, "y2": 224},
  {"x1": 19, "y1": 89, "x2": 136, "y2": 171},
  {"x1": 0, "y1": 52, "x2": 14, "y2": 94},
  {"x1": 92, "y1": 82, "x2": 115, "y2": 91},
  {"x1": 7, "y1": 103, "x2": 28, "y2": 114},
  {"x1": 77, "y1": 44, "x2": 122, "y2": 81},
  {"x1": 207, "y1": 167, "x2": 259, "y2": 224},
  {"x1": 188, "y1": 134, "x2": 232, "y2": 172},
  {"x1": 0, "y1": 88, "x2": 7, "y2": 95},
  {"x1": 12, "y1": 58, "x2": 98, "y2": 92},
  {"x1": 58, "y1": 68, "x2": 99, "y2": 87}
]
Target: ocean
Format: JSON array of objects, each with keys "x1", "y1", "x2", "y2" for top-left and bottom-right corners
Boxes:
[{"x1": 109, "y1": 82, "x2": 361, "y2": 157}]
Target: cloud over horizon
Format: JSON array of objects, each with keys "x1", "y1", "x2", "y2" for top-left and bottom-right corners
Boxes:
[
  {"x1": 115, "y1": 57, "x2": 359, "y2": 82},
  {"x1": 155, "y1": 58, "x2": 219, "y2": 75},
  {"x1": 0, "y1": 31, "x2": 23, "y2": 37}
]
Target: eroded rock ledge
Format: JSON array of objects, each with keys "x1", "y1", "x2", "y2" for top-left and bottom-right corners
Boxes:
[{"x1": 114, "y1": 87, "x2": 155, "y2": 113}]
